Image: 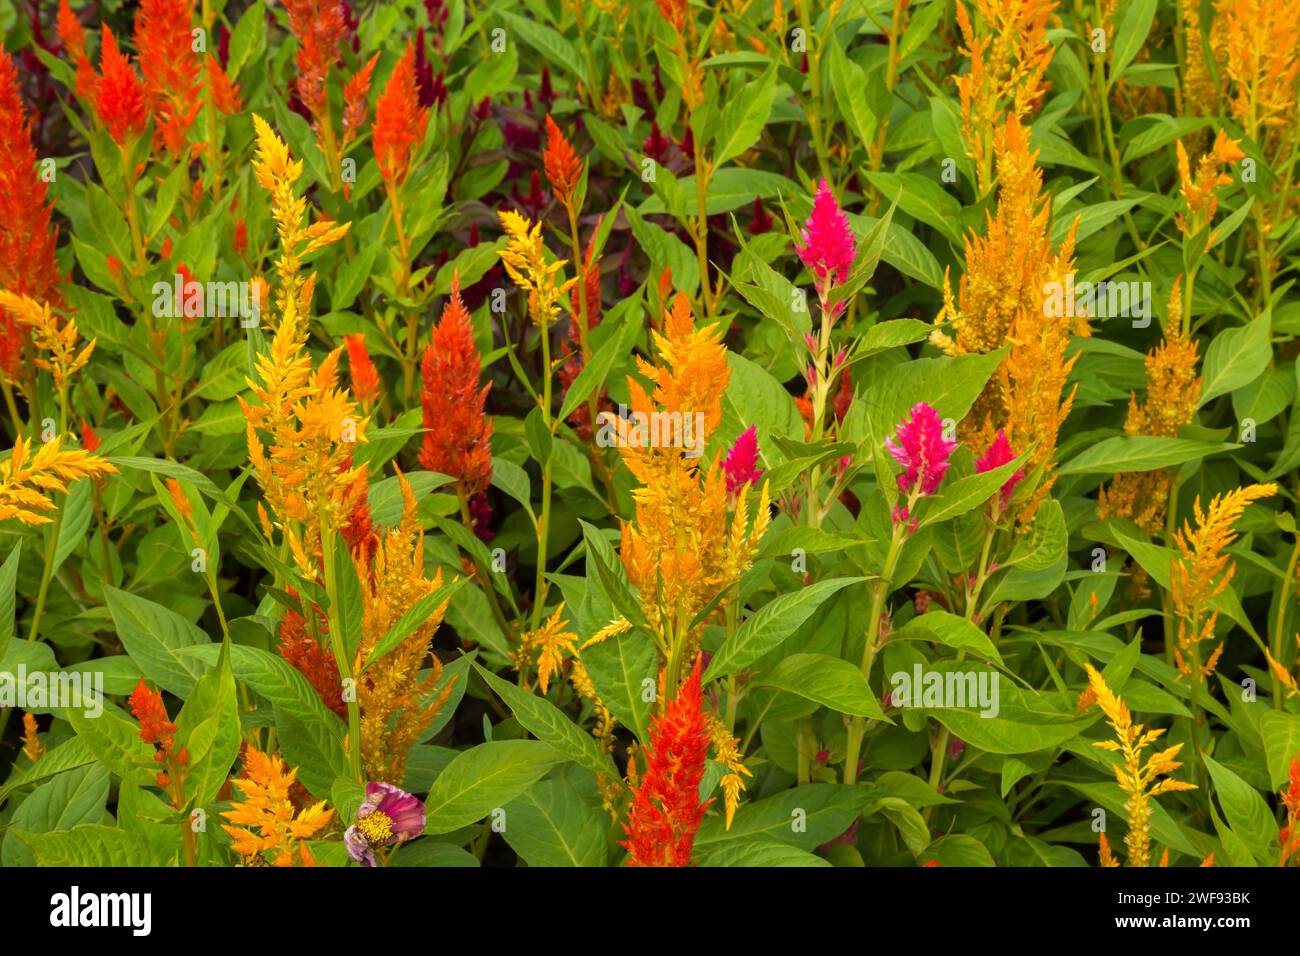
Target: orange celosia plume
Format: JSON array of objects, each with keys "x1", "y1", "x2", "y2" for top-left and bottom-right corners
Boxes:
[
  {"x1": 419, "y1": 276, "x2": 493, "y2": 497},
  {"x1": 543, "y1": 114, "x2": 584, "y2": 208},
  {"x1": 281, "y1": 0, "x2": 348, "y2": 124},
  {"x1": 621, "y1": 657, "x2": 712, "y2": 867},
  {"x1": 220, "y1": 747, "x2": 333, "y2": 867},
  {"x1": 93, "y1": 26, "x2": 149, "y2": 146},
  {"x1": 133, "y1": 0, "x2": 202, "y2": 157},
  {"x1": 0, "y1": 53, "x2": 63, "y2": 381},
  {"x1": 373, "y1": 43, "x2": 429, "y2": 187}
]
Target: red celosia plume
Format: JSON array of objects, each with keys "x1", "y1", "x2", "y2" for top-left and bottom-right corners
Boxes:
[
  {"x1": 621, "y1": 657, "x2": 713, "y2": 867},
  {"x1": 419, "y1": 275, "x2": 493, "y2": 497}
]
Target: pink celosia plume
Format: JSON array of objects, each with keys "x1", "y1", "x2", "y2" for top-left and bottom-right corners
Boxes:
[
  {"x1": 886, "y1": 402, "x2": 956, "y2": 499},
  {"x1": 723, "y1": 425, "x2": 764, "y2": 495},
  {"x1": 795, "y1": 178, "x2": 857, "y2": 289},
  {"x1": 975, "y1": 429, "x2": 1024, "y2": 506}
]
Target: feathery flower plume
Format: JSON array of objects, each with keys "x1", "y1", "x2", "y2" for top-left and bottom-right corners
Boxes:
[
  {"x1": 344, "y1": 782, "x2": 425, "y2": 866},
  {"x1": 1098, "y1": 281, "x2": 1202, "y2": 533},
  {"x1": 372, "y1": 43, "x2": 429, "y2": 187},
  {"x1": 932, "y1": 115, "x2": 1081, "y2": 525},
  {"x1": 341, "y1": 52, "x2": 380, "y2": 148},
  {"x1": 1280, "y1": 754, "x2": 1300, "y2": 866},
  {"x1": 1170, "y1": 483, "x2": 1277, "y2": 683},
  {"x1": 498, "y1": 209, "x2": 575, "y2": 327},
  {"x1": 277, "y1": 598, "x2": 346, "y2": 718},
  {"x1": 92, "y1": 26, "x2": 149, "y2": 146},
  {"x1": 221, "y1": 747, "x2": 333, "y2": 867},
  {"x1": 418, "y1": 275, "x2": 493, "y2": 497},
  {"x1": 1084, "y1": 663, "x2": 1197, "y2": 867},
  {"x1": 0, "y1": 435, "x2": 117, "y2": 526},
  {"x1": 887, "y1": 403, "x2": 956, "y2": 527},
  {"x1": 706, "y1": 714, "x2": 751, "y2": 829},
  {"x1": 0, "y1": 53, "x2": 63, "y2": 382},
  {"x1": 514, "y1": 603, "x2": 578, "y2": 696},
  {"x1": 128, "y1": 678, "x2": 189, "y2": 795},
  {"x1": 543, "y1": 114, "x2": 584, "y2": 210},
  {"x1": 242, "y1": 114, "x2": 360, "y2": 571},
  {"x1": 975, "y1": 428, "x2": 1024, "y2": 507},
  {"x1": 353, "y1": 469, "x2": 457, "y2": 783},
  {"x1": 1211, "y1": 0, "x2": 1300, "y2": 164},
  {"x1": 206, "y1": 58, "x2": 243, "y2": 116},
  {"x1": 953, "y1": 0, "x2": 1056, "y2": 188},
  {"x1": 722, "y1": 425, "x2": 764, "y2": 496},
  {"x1": 606, "y1": 294, "x2": 770, "y2": 666},
  {"x1": 1175, "y1": 130, "x2": 1244, "y2": 238},
  {"x1": 20, "y1": 712, "x2": 44, "y2": 763},
  {"x1": 795, "y1": 178, "x2": 857, "y2": 308},
  {"x1": 621, "y1": 658, "x2": 712, "y2": 867},
  {"x1": 281, "y1": 0, "x2": 348, "y2": 125},
  {"x1": 345, "y1": 334, "x2": 381, "y2": 411},
  {"x1": 133, "y1": 0, "x2": 202, "y2": 157},
  {"x1": 933, "y1": 116, "x2": 1082, "y2": 496},
  {"x1": 0, "y1": 291, "x2": 96, "y2": 392}
]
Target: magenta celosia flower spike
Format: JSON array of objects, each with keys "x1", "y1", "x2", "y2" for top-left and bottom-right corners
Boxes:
[
  {"x1": 795, "y1": 178, "x2": 857, "y2": 290},
  {"x1": 975, "y1": 429, "x2": 1024, "y2": 507},
  {"x1": 723, "y1": 425, "x2": 764, "y2": 496},
  {"x1": 886, "y1": 402, "x2": 956, "y2": 499}
]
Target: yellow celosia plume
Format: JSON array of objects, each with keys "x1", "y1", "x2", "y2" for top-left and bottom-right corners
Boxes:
[
  {"x1": 1085, "y1": 663, "x2": 1197, "y2": 867},
  {"x1": 0, "y1": 434, "x2": 117, "y2": 526}
]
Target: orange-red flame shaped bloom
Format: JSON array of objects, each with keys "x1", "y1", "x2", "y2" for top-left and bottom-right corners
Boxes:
[
  {"x1": 621, "y1": 657, "x2": 713, "y2": 867},
  {"x1": 373, "y1": 42, "x2": 429, "y2": 187},
  {"x1": 134, "y1": 0, "x2": 202, "y2": 157},
  {"x1": 0, "y1": 53, "x2": 63, "y2": 379},
  {"x1": 94, "y1": 26, "x2": 149, "y2": 145},
  {"x1": 419, "y1": 275, "x2": 493, "y2": 496}
]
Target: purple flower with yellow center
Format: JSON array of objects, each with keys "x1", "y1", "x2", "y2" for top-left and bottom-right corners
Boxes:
[{"x1": 345, "y1": 782, "x2": 425, "y2": 866}]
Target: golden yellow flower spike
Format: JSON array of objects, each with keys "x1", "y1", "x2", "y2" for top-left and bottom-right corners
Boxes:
[
  {"x1": 0, "y1": 434, "x2": 117, "y2": 526},
  {"x1": 1085, "y1": 663, "x2": 1197, "y2": 867}
]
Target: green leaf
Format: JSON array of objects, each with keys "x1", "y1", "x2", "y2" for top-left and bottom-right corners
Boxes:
[
  {"x1": 1259, "y1": 711, "x2": 1300, "y2": 790},
  {"x1": 0, "y1": 737, "x2": 96, "y2": 805},
  {"x1": 712, "y1": 65, "x2": 776, "y2": 166},
  {"x1": 579, "y1": 628, "x2": 657, "y2": 741},
  {"x1": 474, "y1": 663, "x2": 619, "y2": 781},
  {"x1": 704, "y1": 577, "x2": 864, "y2": 681},
  {"x1": 501, "y1": 778, "x2": 608, "y2": 866},
  {"x1": 557, "y1": 295, "x2": 642, "y2": 422},
  {"x1": 752, "y1": 653, "x2": 887, "y2": 719},
  {"x1": 1058, "y1": 437, "x2": 1236, "y2": 475},
  {"x1": 178, "y1": 644, "x2": 347, "y2": 795},
  {"x1": 105, "y1": 587, "x2": 211, "y2": 698},
  {"x1": 1199, "y1": 314, "x2": 1271, "y2": 406},
  {"x1": 898, "y1": 611, "x2": 1004, "y2": 666},
  {"x1": 1, "y1": 764, "x2": 110, "y2": 867},
  {"x1": 694, "y1": 783, "x2": 871, "y2": 850},
  {"x1": 695, "y1": 841, "x2": 833, "y2": 866},
  {"x1": 12, "y1": 825, "x2": 163, "y2": 866},
  {"x1": 423, "y1": 740, "x2": 564, "y2": 835},
  {"x1": 0, "y1": 542, "x2": 20, "y2": 662},
  {"x1": 174, "y1": 641, "x2": 241, "y2": 807},
  {"x1": 1203, "y1": 754, "x2": 1277, "y2": 866},
  {"x1": 827, "y1": 39, "x2": 875, "y2": 148},
  {"x1": 68, "y1": 705, "x2": 156, "y2": 787}
]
